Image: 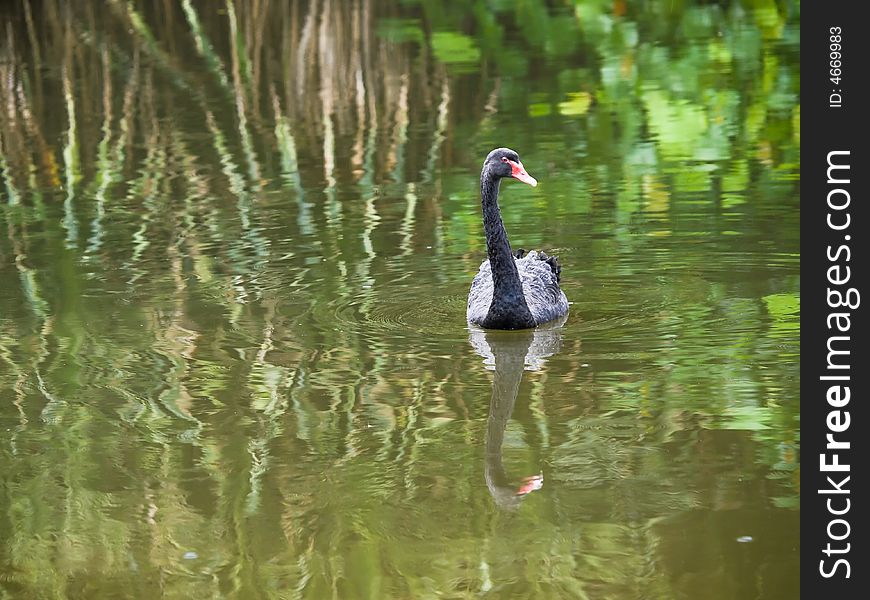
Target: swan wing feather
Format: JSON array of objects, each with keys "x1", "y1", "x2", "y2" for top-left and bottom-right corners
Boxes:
[{"x1": 467, "y1": 250, "x2": 568, "y2": 326}]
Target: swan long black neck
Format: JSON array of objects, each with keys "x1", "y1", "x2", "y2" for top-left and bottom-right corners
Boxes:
[{"x1": 480, "y1": 169, "x2": 534, "y2": 328}]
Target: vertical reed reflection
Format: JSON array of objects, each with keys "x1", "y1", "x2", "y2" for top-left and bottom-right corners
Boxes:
[{"x1": 0, "y1": 2, "x2": 475, "y2": 592}]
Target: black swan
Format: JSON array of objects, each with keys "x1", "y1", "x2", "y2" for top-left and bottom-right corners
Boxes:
[{"x1": 467, "y1": 148, "x2": 568, "y2": 329}]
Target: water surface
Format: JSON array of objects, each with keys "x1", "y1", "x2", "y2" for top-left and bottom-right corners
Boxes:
[{"x1": 0, "y1": 1, "x2": 800, "y2": 598}]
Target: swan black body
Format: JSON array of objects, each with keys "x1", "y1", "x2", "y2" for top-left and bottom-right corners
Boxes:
[{"x1": 467, "y1": 148, "x2": 569, "y2": 329}]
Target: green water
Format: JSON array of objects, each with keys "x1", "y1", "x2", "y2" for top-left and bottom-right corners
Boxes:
[{"x1": 0, "y1": 1, "x2": 799, "y2": 598}]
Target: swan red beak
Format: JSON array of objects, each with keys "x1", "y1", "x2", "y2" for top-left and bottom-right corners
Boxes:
[{"x1": 509, "y1": 160, "x2": 538, "y2": 187}]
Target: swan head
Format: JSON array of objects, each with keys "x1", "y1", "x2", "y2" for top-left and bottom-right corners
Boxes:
[{"x1": 484, "y1": 147, "x2": 537, "y2": 187}]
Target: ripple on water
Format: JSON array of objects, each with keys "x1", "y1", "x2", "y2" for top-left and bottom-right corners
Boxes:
[{"x1": 309, "y1": 283, "x2": 471, "y2": 350}]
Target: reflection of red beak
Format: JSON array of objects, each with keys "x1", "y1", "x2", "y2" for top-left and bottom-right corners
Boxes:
[
  {"x1": 515, "y1": 473, "x2": 544, "y2": 496},
  {"x1": 508, "y1": 160, "x2": 538, "y2": 187}
]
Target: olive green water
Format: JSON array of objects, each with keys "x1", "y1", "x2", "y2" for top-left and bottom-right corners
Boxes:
[{"x1": 0, "y1": 1, "x2": 799, "y2": 598}]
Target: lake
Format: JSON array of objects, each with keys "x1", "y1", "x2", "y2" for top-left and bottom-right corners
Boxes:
[{"x1": 0, "y1": 1, "x2": 800, "y2": 598}]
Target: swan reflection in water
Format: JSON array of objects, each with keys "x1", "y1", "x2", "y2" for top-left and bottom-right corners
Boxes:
[{"x1": 469, "y1": 317, "x2": 565, "y2": 510}]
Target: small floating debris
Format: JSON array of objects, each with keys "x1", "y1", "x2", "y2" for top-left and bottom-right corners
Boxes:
[
  {"x1": 183, "y1": 551, "x2": 199, "y2": 560},
  {"x1": 736, "y1": 536, "x2": 754, "y2": 543}
]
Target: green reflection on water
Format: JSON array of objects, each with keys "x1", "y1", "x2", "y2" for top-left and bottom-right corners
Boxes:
[{"x1": 1, "y1": 0, "x2": 798, "y2": 597}]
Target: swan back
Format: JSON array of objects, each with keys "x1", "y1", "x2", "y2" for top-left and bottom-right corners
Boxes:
[{"x1": 467, "y1": 250, "x2": 568, "y2": 327}]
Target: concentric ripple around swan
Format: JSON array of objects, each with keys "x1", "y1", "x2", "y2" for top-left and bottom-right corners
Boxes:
[{"x1": 308, "y1": 282, "x2": 471, "y2": 347}]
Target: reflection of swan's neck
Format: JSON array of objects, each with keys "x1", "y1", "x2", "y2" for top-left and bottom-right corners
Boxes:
[
  {"x1": 480, "y1": 171, "x2": 527, "y2": 314},
  {"x1": 474, "y1": 328, "x2": 562, "y2": 508},
  {"x1": 484, "y1": 347, "x2": 527, "y2": 509}
]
